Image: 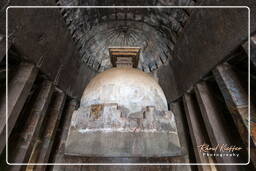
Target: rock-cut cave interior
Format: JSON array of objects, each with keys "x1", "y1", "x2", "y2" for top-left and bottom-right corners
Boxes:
[{"x1": 0, "y1": 0, "x2": 256, "y2": 171}]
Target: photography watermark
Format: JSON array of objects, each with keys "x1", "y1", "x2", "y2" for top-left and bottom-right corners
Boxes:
[{"x1": 198, "y1": 143, "x2": 243, "y2": 158}]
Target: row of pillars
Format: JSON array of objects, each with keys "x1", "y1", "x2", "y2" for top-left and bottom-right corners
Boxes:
[
  {"x1": 178, "y1": 63, "x2": 255, "y2": 171},
  {"x1": 1, "y1": 63, "x2": 253, "y2": 171},
  {"x1": 0, "y1": 61, "x2": 78, "y2": 171},
  {"x1": 169, "y1": 33, "x2": 256, "y2": 171}
]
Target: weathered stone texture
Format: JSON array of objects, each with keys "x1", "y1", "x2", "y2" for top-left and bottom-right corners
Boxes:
[
  {"x1": 0, "y1": 63, "x2": 38, "y2": 155},
  {"x1": 66, "y1": 103, "x2": 181, "y2": 157},
  {"x1": 81, "y1": 67, "x2": 168, "y2": 113}
]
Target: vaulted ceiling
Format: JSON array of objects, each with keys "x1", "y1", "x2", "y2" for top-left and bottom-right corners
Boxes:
[
  {"x1": 57, "y1": 0, "x2": 196, "y2": 72},
  {"x1": 3, "y1": 0, "x2": 252, "y2": 99}
]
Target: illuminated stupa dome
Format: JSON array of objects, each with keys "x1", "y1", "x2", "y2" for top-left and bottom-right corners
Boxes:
[
  {"x1": 81, "y1": 67, "x2": 168, "y2": 114},
  {"x1": 66, "y1": 50, "x2": 181, "y2": 157}
]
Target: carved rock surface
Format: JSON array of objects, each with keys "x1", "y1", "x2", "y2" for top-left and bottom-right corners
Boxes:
[
  {"x1": 65, "y1": 67, "x2": 181, "y2": 157},
  {"x1": 81, "y1": 67, "x2": 168, "y2": 113}
]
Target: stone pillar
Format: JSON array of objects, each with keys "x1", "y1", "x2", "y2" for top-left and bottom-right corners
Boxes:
[
  {"x1": 195, "y1": 81, "x2": 244, "y2": 171},
  {"x1": 34, "y1": 89, "x2": 66, "y2": 170},
  {"x1": 183, "y1": 93, "x2": 217, "y2": 171},
  {"x1": 52, "y1": 99, "x2": 78, "y2": 171},
  {"x1": 0, "y1": 62, "x2": 38, "y2": 155},
  {"x1": 8, "y1": 80, "x2": 54, "y2": 169},
  {"x1": 213, "y1": 63, "x2": 256, "y2": 167}
]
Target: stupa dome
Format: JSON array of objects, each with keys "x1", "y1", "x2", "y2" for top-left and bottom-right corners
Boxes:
[{"x1": 81, "y1": 67, "x2": 168, "y2": 114}]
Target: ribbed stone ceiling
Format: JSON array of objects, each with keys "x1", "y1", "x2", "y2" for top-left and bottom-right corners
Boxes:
[{"x1": 57, "y1": 0, "x2": 196, "y2": 72}]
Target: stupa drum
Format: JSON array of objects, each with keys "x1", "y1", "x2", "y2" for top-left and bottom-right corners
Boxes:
[{"x1": 65, "y1": 49, "x2": 181, "y2": 157}]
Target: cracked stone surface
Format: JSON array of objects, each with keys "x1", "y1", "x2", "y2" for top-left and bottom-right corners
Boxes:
[
  {"x1": 65, "y1": 67, "x2": 181, "y2": 157},
  {"x1": 65, "y1": 103, "x2": 181, "y2": 157}
]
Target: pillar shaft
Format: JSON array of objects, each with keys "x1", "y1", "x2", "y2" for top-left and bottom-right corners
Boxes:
[{"x1": 0, "y1": 62, "x2": 38, "y2": 155}]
